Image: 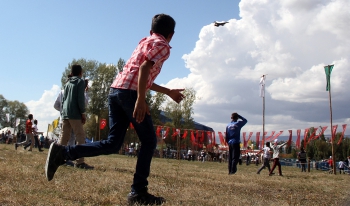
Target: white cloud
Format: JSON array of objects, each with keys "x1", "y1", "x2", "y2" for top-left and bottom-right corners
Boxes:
[
  {"x1": 166, "y1": 0, "x2": 350, "y2": 135},
  {"x1": 25, "y1": 85, "x2": 61, "y2": 134}
]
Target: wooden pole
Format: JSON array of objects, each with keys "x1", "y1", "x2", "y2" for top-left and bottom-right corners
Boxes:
[
  {"x1": 262, "y1": 74, "x2": 266, "y2": 149},
  {"x1": 329, "y1": 83, "x2": 336, "y2": 175}
]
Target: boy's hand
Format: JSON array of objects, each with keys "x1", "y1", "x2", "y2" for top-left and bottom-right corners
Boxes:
[
  {"x1": 168, "y1": 89, "x2": 185, "y2": 103},
  {"x1": 133, "y1": 99, "x2": 151, "y2": 123}
]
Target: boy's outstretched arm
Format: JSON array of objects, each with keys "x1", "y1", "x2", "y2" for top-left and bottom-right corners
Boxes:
[{"x1": 150, "y1": 83, "x2": 185, "y2": 104}]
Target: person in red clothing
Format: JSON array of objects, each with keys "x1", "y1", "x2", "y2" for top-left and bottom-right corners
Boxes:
[
  {"x1": 328, "y1": 156, "x2": 333, "y2": 168},
  {"x1": 15, "y1": 114, "x2": 35, "y2": 151}
]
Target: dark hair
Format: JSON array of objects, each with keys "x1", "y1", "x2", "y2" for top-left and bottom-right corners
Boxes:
[
  {"x1": 266, "y1": 142, "x2": 270, "y2": 147},
  {"x1": 34, "y1": 119, "x2": 38, "y2": 124},
  {"x1": 84, "y1": 79, "x2": 89, "y2": 88},
  {"x1": 231, "y1": 112, "x2": 238, "y2": 121},
  {"x1": 151, "y1": 14, "x2": 175, "y2": 38},
  {"x1": 71, "y1": 64, "x2": 82, "y2": 76},
  {"x1": 28, "y1": 114, "x2": 33, "y2": 120}
]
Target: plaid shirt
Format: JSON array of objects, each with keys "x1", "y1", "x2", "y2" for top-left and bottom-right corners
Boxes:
[{"x1": 111, "y1": 33, "x2": 171, "y2": 91}]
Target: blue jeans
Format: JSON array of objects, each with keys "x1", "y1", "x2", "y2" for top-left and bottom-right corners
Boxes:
[{"x1": 64, "y1": 88, "x2": 157, "y2": 192}]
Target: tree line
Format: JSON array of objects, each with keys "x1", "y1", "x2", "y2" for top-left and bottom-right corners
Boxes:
[{"x1": 0, "y1": 95, "x2": 29, "y2": 132}]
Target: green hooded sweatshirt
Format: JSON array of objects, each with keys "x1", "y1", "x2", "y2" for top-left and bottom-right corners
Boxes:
[{"x1": 61, "y1": 76, "x2": 85, "y2": 120}]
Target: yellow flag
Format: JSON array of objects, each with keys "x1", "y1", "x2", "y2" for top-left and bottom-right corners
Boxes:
[
  {"x1": 47, "y1": 124, "x2": 53, "y2": 132},
  {"x1": 52, "y1": 119, "x2": 59, "y2": 129}
]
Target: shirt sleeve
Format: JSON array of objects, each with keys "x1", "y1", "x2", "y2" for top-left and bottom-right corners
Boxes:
[
  {"x1": 53, "y1": 91, "x2": 62, "y2": 111},
  {"x1": 78, "y1": 80, "x2": 86, "y2": 114}
]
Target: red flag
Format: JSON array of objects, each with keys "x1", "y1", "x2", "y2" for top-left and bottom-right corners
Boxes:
[
  {"x1": 270, "y1": 131, "x2": 284, "y2": 142},
  {"x1": 337, "y1": 124, "x2": 347, "y2": 145},
  {"x1": 182, "y1": 130, "x2": 188, "y2": 139},
  {"x1": 156, "y1": 126, "x2": 161, "y2": 137},
  {"x1": 129, "y1": 123, "x2": 134, "y2": 129},
  {"x1": 200, "y1": 131, "x2": 205, "y2": 143},
  {"x1": 206, "y1": 131, "x2": 212, "y2": 143},
  {"x1": 172, "y1": 128, "x2": 178, "y2": 137},
  {"x1": 265, "y1": 131, "x2": 276, "y2": 141},
  {"x1": 100, "y1": 119, "x2": 107, "y2": 130},
  {"x1": 307, "y1": 128, "x2": 318, "y2": 143},
  {"x1": 296, "y1": 129, "x2": 301, "y2": 149},
  {"x1": 314, "y1": 126, "x2": 328, "y2": 139},
  {"x1": 331, "y1": 125, "x2": 338, "y2": 142},
  {"x1": 218, "y1": 132, "x2": 226, "y2": 145},
  {"x1": 163, "y1": 127, "x2": 169, "y2": 139},
  {"x1": 256, "y1": 132, "x2": 260, "y2": 149},
  {"x1": 287, "y1": 130, "x2": 292, "y2": 147},
  {"x1": 190, "y1": 131, "x2": 195, "y2": 143},
  {"x1": 303, "y1": 128, "x2": 309, "y2": 149}
]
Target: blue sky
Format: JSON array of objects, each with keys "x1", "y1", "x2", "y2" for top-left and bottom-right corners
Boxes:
[
  {"x1": 1, "y1": 0, "x2": 349, "y2": 138},
  {"x1": 0, "y1": 0, "x2": 239, "y2": 102}
]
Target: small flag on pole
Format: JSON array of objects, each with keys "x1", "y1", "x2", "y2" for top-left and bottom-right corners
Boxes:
[
  {"x1": 100, "y1": 119, "x2": 107, "y2": 130},
  {"x1": 6, "y1": 113, "x2": 10, "y2": 122},
  {"x1": 259, "y1": 75, "x2": 266, "y2": 97},
  {"x1": 324, "y1": 65, "x2": 334, "y2": 91},
  {"x1": 15, "y1": 118, "x2": 20, "y2": 126}
]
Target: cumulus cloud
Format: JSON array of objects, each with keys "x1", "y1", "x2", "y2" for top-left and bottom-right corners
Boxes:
[
  {"x1": 25, "y1": 85, "x2": 61, "y2": 133},
  {"x1": 166, "y1": 0, "x2": 350, "y2": 135}
]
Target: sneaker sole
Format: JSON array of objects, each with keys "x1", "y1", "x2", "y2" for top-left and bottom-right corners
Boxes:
[{"x1": 45, "y1": 143, "x2": 61, "y2": 181}]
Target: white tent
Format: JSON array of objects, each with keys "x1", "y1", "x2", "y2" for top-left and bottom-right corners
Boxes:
[{"x1": 0, "y1": 127, "x2": 15, "y2": 135}]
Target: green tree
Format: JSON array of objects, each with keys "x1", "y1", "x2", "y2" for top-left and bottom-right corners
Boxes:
[
  {"x1": 0, "y1": 95, "x2": 9, "y2": 128},
  {"x1": 116, "y1": 58, "x2": 125, "y2": 73},
  {"x1": 4, "y1": 100, "x2": 29, "y2": 132}
]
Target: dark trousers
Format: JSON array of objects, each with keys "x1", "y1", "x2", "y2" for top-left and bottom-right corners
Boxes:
[
  {"x1": 270, "y1": 158, "x2": 282, "y2": 175},
  {"x1": 24, "y1": 135, "x2": 42, "y2": 151},
  {"x1": 228, "y1": 143, "x2": 240, "y2": 174},
  {"x1": 64, "y1": 88, "x2": 157, "y2": 193},
  {"x1": 257, "y1": 158, "x2": 271, "y2": 174}
]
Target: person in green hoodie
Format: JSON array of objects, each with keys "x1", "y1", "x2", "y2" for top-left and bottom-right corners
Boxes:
[{"x1": 61, "y1": 64, "x2": 93, "y2": 169}]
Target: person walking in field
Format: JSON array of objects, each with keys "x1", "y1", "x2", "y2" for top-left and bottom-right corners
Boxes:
[
  {"x1": 269, "y1": 139, "x2": 287, "y2": 176},
  {"x1": 45, "y1": 13, "x2": 184, "y2": 205},
  {"x1": 15, "y1": 114, "x2": 35, "y2": 151},
  {"x1": 31, "y1": 119, "x2": 44, "y2": 152},
  {"x1": 256, "y1": 142, "x2": 272, "y2": 174},
  {"x1": 226, "y1": 113, "x2": 247, "y2": 175}
]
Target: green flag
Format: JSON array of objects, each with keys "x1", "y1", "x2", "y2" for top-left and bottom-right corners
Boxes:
[{"x1": 324, "y1": 65, "x2": 334, "y2": 91}]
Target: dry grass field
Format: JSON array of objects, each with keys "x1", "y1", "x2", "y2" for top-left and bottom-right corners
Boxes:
[{"x1": 0, "y1": 143, "x2": 349, "y2": 206}]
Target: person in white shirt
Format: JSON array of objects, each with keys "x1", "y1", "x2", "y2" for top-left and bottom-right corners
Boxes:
[
  {"x1": 338, "y1": 160, "x2": 345, "y2": 174},
  {"x1": 269, "y1": 139, "x2": 287, "y2": 176},
  {"x1": 6, "y1": 131, "x2": 13, "y2": 144},
  {"x1": 256, "y1": 142, "x2": 272, "y2": 174},
  {"x1": 33, "y1": 120, "x2": 43, "y2": 152}
]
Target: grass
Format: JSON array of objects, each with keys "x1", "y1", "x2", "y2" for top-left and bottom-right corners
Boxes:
[{"x1": 0, "y1": 143, "x2": 349, "y2": 206}]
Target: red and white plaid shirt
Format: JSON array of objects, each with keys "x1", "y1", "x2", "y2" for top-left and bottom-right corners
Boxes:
[{"x1": 111, "y1": 33, "x2": 171, "y2": 91}]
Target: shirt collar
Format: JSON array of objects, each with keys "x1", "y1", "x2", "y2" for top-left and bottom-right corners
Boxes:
[{"x1": 152, "y1": 33, "x2": 172, "y2": 49}]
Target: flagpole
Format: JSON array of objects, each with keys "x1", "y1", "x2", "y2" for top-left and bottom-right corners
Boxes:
[
  {"x1": 328, "y1": 73, "x2": 335, "y2": 175},
  {"x1": 260, "y1": 74, "x2": 266, "y2": 149},
  {"x1": 324, "y1": 64, "x2": 336, "y2": 175}
]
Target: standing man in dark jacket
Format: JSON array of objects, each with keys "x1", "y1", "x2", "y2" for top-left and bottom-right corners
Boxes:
[
  {"x1": 61, "y1": 64, "x2": 93, "y2": 169},
  {"x1": 298, "y1": 148, "x2": 307, "y2": 172},
  {"x1": 226, "y1": 113, "x2": 247, "y2": 174}
]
